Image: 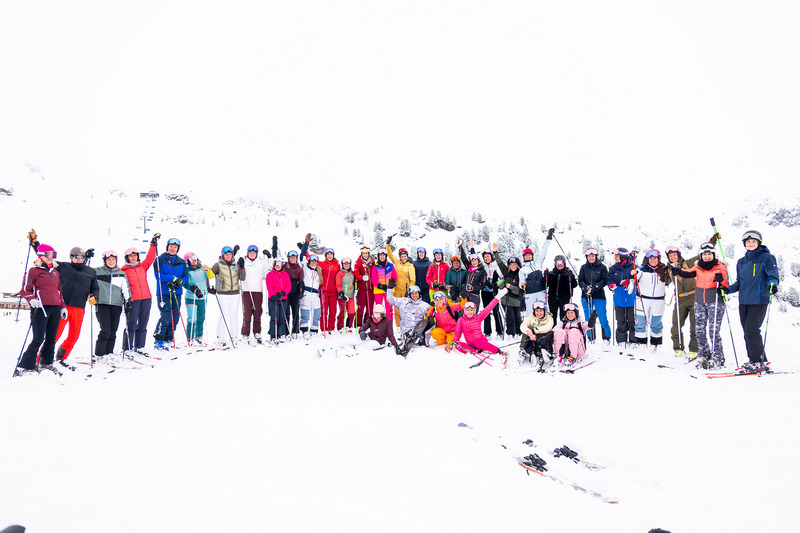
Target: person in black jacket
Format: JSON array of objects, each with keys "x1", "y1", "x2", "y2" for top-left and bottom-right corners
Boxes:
[
  {"x1": 53, "y1": 246, "x2": 99, "y2": 365},
  {"x1": 578, "y1": 248, "x2": 610, "y2": 344},
  {"x1": 413, "y1": 247, "x2": 432, "y2": 304},
  {"x1": 545, "y1": 255, "x2": 577, "y2": 326}
]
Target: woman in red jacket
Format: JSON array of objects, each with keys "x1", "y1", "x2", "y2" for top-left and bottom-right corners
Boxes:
[{"x1": 121, "y1": 235, "x2": 158, "y2": 354}]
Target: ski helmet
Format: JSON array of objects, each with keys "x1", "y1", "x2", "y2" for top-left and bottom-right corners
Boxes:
[
  {"x1": 308, "y1": 254, "x2": 319, "y2": 262},
  {"x1": 398, "y1": 248, "x2": 409, "y2": 256},
  {"x1": 377, "y1": 248, "x2": 388, "y2": 256},
  {"x1": 450, "y1": 255, "x2": 461, "y2": 264},
  {"x1": 408, "y1": 285, "x2": 420, "y2": 294},
  {"x1": 287, "y1": 250, "x2": 299, "y2": 258},
  {"x1": 433, "y1": 291, "x2": 446, "y2": 301},
  {"x1": 167, "y1": 238, "x2": 181, "y2": 252},
  {"x1": 464, "y1": 301, "x2": 477, "y2": 311},
  {"x1": 417, "y1": 247, "x2": 426, "y2": 255},
  {"x1": 508, "y1": 256, "x2": 521, "y2": 267},
  {"x1": 613, "y1": 247, "x2": 629, "y2": 257},
  {"x1": 247, "y1": 245, "x2": 258, "y2": 254},
  {"x1": 468, "y1": 253, "x2": 479, "y2": 262},
  {"x1": 102, "y1": 250, "x2": 117, "y2": 263},
  {"x1": 554, "y1": 255, "x2": 566, "y2": 265},
  {"x1": 741, "y1": 230, "x2": 763, "y2": 244},
  {"x1": 482, "y1": 248, "x2": 494, "y2": 260},
  {"x1": 70, "y1": 246, "x2": 84, "y2": 258},
  {"x1": 373, "y1": 304, "x2": 386, "y2": 315},
  {"x1": 563, "y1": 302, "x2": 579, "y2": 314},
  {"x1": 360, "y1": 246, "x2": 371, "y2": 254},
  {"x1": 433, "y1": 248, "x2": 443, "y2": 255},
  {"x1": 645, "y1": 249, "x2": 661, "y2": 259},
  {"x1": 341, "y1": 257, "x2": 352, "y2": 265},
  {"x1": 584, "y1": 248, "x2": 598, "y2": 256},
  {"x1": 532, "y1": 301, "x2": 547, "y2": 310},
  {"x1": 523, "y1": 248, "x2": 534, "y2": 256},
  {"x1": 221, "y1": 246, "x2": 233, "y2": 255},
  {"x1": 324, "y1": 248, "x2": 335, "y2": 256},
  {"x1": 273, "y1": 259, "x2": 284, "y2": 269},
  {"x1": 184, "y1": 252, "x2": 198, "y2": 263},
  {"x1": 699, "y1": 242, "x2": 716, "y2": 256},
  {"x1": 36, "y1": 244, "x2": 57, "y2": 258},
  {"x1": 665, "y1": 246, "x2": 681, "y2": 258}
]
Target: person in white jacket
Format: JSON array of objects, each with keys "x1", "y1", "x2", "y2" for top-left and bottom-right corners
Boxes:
[
  {"x1": 239, "y1": 245, "x2": 269, "y2": 344},
  {"x1": 299, "y1": 252, "x2": 322, "y2": 337},
  {"x1": 631, "y1": 249, "x2": 668, "y2": 347},
  {"x1": 519, "y1": 228, "x2": 554, "y2": 317}
]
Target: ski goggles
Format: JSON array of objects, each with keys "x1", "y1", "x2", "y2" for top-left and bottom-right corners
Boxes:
[
  {"x1": 433, "y1": 248, "x2": 443, "y2": 255},
  {"x1": 398, "y1": 248, "x2": 409, "y2": 255},
  {"x1": 612, "y1": 248, "x2": 629, "y2": 256},
  {"x1": 665, "y1": 246, "x2": 680, "y2": 253},
  {"x1": 247, "y1": 245, "x2": 258, "y2": 253},
  {"x1": 433, "y1": 291, "x2": 446, "y2": 301},
  {"x1": 417, "y1": 247, "x2": 426, "y2": 254},
  {"x1": 532, "y1": 301, "x2": 547, "y2": 310},
  {"x1": 584, "y1": 248, "x2": 598, "y2": 256},
  {"x1": 563, "y1": 303, "x2": 579, "y2": 313},
  {"x1": 221, "y1": 246, "x2": 234, "y2": 255},
  {"x1": 464, "y1": 302, "x2": 477, "y2": 310},
  {"x1": 450, "y1": 256, "x2": 461, "y2": 263},
  {"x1": 287, "y1": 250, "x2": 299, "y2": 257},
  {"x1": 645, "y1": 250, "x2": 661, "y2": 258},
  {"x1": 408, "y1": 285, "x2": 420, "y2": 293},
  {"x1": 308, "y1": 255, "x2": 319, "y2": 262},
  {"x1": 741, "y1": 230, "x2": 762, "y2": 242},
  {"x1": 40, "y1": 251, "x2": 57, "y2": 259}
]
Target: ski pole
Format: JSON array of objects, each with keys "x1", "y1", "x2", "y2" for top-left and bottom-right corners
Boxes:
[
  {"x1": 550, "y1": 232, "x2": 578, "y2": 274},
  {"x1": 12, "y1": 324, "x2": 33, "y2": 377},
  {"x1": 15, "y1": 241, "x2": 34, "y2": 322},
  {"x1": 213, "y1": 292, "x2": 236, "y2": 348},
  {"x1": 710, "y1": 283, "x2": 720, "y2": 360},
  {"x1": 710, "y1": 218, "x2": 739, "y2": 367},
  {"x1": 168, "y1": 288, "x2": 177, "y2": 348},
  {"x1": 762, "y1": 294, "x2": 773, "y2": 356},
  {"x1": 170, "y1": 289, "x2": 189, "y2": 345}
]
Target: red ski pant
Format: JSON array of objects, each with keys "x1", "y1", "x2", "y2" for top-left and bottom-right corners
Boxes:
[
  {"x1": 55, "y1": 305, "x2": 86, "y2": 360},
  {"x1": 356, "y1": 289, "x2": 375, "y2": 326},
  {"x1": 337, "y1": 297, "x2": 356, "y2": 329},
  {"x1": 320, "y1": 291, "x2": 339, "y2": 332}
]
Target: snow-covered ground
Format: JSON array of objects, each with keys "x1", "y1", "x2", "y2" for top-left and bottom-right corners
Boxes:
[{"x1": 2, "y1": 184, "x2": 799, "y2": 533}]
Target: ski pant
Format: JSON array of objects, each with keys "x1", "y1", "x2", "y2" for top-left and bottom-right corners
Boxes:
[
  {"x1": 373, "y1": 292, "x2": 394, "y2": 324},
  {"x1": 285, "y1": 292, "x2": 301, "y2": 334},
  {"x1": 185, "y1": 297, "x2": 206, "y2": 340},
  {"x1": 634, "y1": 297, "x2": 665, "y2": 345},
  {"x1": 456, "y1": 337, "x2": 498, "y2": 354},
  {"x1": 504, "y1": 304, "x2": 522, "y2": 336},
  {"x1": 548, "y1": 295, "x2": 572, "y2": 326},
  {"x1": 356, "y1": 289, "x2": 375, "y2": 326},
  {"x1": 554, "y1": 327, "x2": 587, "y2": 361},
  {"x1": 481, "y1": 290, "x2": 503, "y2": 335},
  {"x1": 216, "y1": 293, "x2": 239, "y2": 342},
  {"x1": 671, "y1": 298, "x2": 698, "y2": 352},
  {"x1": 241, "y1": 291, "x2": 263, "y2": 336},
  {"x1": 320, "y1": 290, "x2": 338, "y2": 332},
  {"x1": 154, "y1": 293, "x2": 182, "y2": 342},
  {"x1": 300, "y1": 306, "x2": 321, "y2": 333},
  {"x1": 419, "y1": 286, "x2": 431, "y2": 305},
  {"x1": 95, "y1": 304, "x2": 123, "y2": 356},
  {"x1": 581, "y1": 298, "x2": 611, "y2": 340},
  {"x1": 694, "y1": 301, "x2": 725, "y2": 364},
  {"x1": 338, "y1": 297, "x2": 356, "y2": 329},
  {"x1": 430, "y1": 327, "x2": 455, "y2": 346},
  {"x1": 122, "y1": 298, "x2": 151, "y2": 351},
  {"x1": 520, "y1": 330, "x2": 554, "y2": 357},
  {"x1": 739, "y1": 303, "x2": 769, "y2": 364},
  {"x1": 267, "y1": 298, "x2": 289, "y2": 339},
  {"x1": 55, "y1": 305, "x2": 85, "y2": 360},
  {"x1": 614, "y1": 306, "x2": 636, "y2": 344},
  {"x1": 19, "y1": 306, "x2": 61, "y2": 369}
]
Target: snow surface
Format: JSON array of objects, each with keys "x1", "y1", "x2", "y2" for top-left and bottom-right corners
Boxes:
[{"x1": 2, "y1": 185, "x2": 800, "y2": 533}]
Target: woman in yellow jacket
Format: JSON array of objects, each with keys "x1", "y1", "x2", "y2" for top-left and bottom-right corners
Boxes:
[{"x1": 386, "y1": 238, "x2": 416, "y2": 327}]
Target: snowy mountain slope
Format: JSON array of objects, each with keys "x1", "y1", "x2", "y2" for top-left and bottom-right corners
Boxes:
[{"x1": 2, "y1": 177, "x2": 800, "y2": 533}]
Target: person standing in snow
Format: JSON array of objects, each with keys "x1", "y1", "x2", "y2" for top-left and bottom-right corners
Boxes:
[
  {"x1": 495, "y1": 249, "x2": 524, "y2": 337},
  {"x1": 121, "y1": 234, "x2": 158, "y2": 354},
  {"x1": 426, "y1": 248, "x2": 450, "y2": 303},
  {"x1": 386, "y1": 237, "x2": 416, "y2": 327},
  {"x1": 240, "y1": 245, "x2": 269, "y2": 344},
  {"x1": 519, "y1": 228, "x2": 554, "y2": 314},
  {"x1": 266, "y1": 258, "x2": 292, "y2": 341},
  {"x1": 413, "y1": 247, "x2": 432, "y2": 304},
  {"x1": 371, "y1": 248, "x2": 398, "y2": 324},
  {"x1": 318, "y1": 246, "x2": 341, "y2": 333},
  {"x1": 724, "y1": 230, "x2": 780, "y2": 373},
  {"x1": 475, "y1": 242, "x2": 504, "y2": 337},
  {"x1": 552, "y1": 302, "x2": 590, "y2": 365},
  {"x1": 544, "y1": 254, "x2": 577, "y2": 326},
  {"x1": 607, "y1": 248, "x2": 637, "y2": 347},
  {"x1": 94, "y1": 250, "x2": 131, "y2": 358},
  {"x1": 335, "y1": 257, "x2": 357, "y2": 330},
  {"x1": 631, "y1": 249, "x2": 668, "y2": 348},
  {"x1": 458, "y1": 241, "x2": 487, "y2": 307},
  {"x1": 184, "y1": 252, "x2": 214, "y2": 346},
  {"x1": 578, "y1": 248, "x2": 611, "y2": 344},
  {"x1": 354, "y1": 245, "x2": 376, "y2": 325},
  {"x1": 15, "y1": 242, "x2": 68, "y2": 375},
  {"x1": 284, "y1": 248, "x2": 304, "y2": 337},
  {"x1": 153, "y1": 238, "x2": 189, "y2": 350},
  {"x1": 210, "y1": 245, "x2": 245, "y2": 346},
  {"x1": 671, "y1": 243, "x2": 729, "y2": 369},
  {"x1": 298, "y1": 240, "x2": 322, "y2": 337}
]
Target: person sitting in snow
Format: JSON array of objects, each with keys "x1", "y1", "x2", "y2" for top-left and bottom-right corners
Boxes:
[
  {"x1": 552, "y1": 302, "x2": 590, "y2": 366},
  {"x1": 450, "y1": 286, "x2": 509, "y2": 356},
  {"x1": 519, "y1": 301, "x2": 555, "y2": 370},
  {"x1": 385, "y1": 285, "x2": 431, "y2": 356},
  {"x1": 425, "y1": 291, "x2": 465, "y2": 347}
]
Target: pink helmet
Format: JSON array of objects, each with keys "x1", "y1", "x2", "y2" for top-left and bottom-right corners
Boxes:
[
  {"x1": 102, "y1": 250, "x2": 117, "y2": 260},
  {"x1": 184, "y1": 252, "x2": 198, "y2": 263},
  {"x1": 36, "y1": 244, "x2": 57, "y2": 258},
  {"x1": 341, "y1": 257, "x2": 352, "y2": 265}
]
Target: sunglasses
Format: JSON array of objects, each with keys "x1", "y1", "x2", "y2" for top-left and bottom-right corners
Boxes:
[{"x1": 71, "y1": 254, "x2": 85, "y2": 260}]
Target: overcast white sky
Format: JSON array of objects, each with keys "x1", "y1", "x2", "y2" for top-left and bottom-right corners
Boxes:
[{"x1": 2, "y1": 1, "x2": 798, "y2": 222}]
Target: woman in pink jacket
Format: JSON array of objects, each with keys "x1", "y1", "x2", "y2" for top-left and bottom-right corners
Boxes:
[
  {"x1": 553, "y1": 302, "x2": 590, "y2": 365},
  {"x1": 452, "y1": 287, "x2": 508, "y2": 355},
  {"x1": 371, "y1": 249, "x2": 398, "y2": 324},
  {"x1": 266, "y1": 259, "x2": 292, "y2": 341}
]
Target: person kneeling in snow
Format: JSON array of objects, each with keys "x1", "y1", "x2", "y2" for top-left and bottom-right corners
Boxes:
[
  {"x1": 552, "y1": 302, "x2": 590, "y2": 365},
  {"x1": 386, "y1": 285, "x2": 431, "y2": 357},
  {"x1": 450, "y1": 287, "x2": 508, "y2": 355},
  {"x1": 519, "y1": 301, "x2": 555, "y2": 368}
]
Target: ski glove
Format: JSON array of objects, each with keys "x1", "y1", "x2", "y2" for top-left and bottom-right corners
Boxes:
[
  {"x1": 269, "y1": 294, "x2": 279, "y2": 302},
  {"x1": 388, "y1": 279, "x2": 396, "y2": 289},
  {"x1": 27, "y1": 229, "x2": 37, "y2": 245},
  {"x1": 150, "y1": 233, "x2": 161, "y2": 245},
  {"x1": 671, "y1": 266, "x2": 683, "y2": 276},
  {"x1": 620, "y1": 280, "x2": 630, "y2": 287},
  {"x1": 171, "y1": 277, "x2": 184, "y2": 288},
  {"x1": 770, "y1": 283, "x2": 778, "y2": 295},
  {"x1": 190, "y1": 285, "x2": 203, "y2": 298},
  {"x1": 60, "y1": 308, "x2": 68, "y2": 320},
  {"x1": 233, "y1": 245, "x2": 240, "y2": 255},
  {"x1": 608, "y1": 284, "x2": 616, "y2": 291},
  {"x1": 85, "y1": 248, "x2": 95, "y2": 259},
  {"x1": 262, "y1": 250, "x2": 271, "y2": 258},
  {"x1": 29, "y1": 298, "x2": 42, "y2": 308},
  {"x1": 359, "y1": 331, "x2": 367, "y2": 341},
  {"x1": 337, "y1": 291, "x2": 347, "y2": 302},
  {"x1": 547, "y1": 228, "x2": 555, "y2": 240},
  {"x1": 238, "y1": 257, "x2": 245, "y2": 268},
  {"x1": 495, "y1": 287, "x2": 509, "y2": 300},
  {"x1": 208, "y1": 288, "x2": 217, "y2": 295},
  {"x1": 276, "y1": 291, "x2": 285, "y2": 299},
  {"x1": 378, "y1": 283, "x2": 388, "y2": 290},
  {"x1": 713, "y1": 273, "x2": 724, "y2": 283}
]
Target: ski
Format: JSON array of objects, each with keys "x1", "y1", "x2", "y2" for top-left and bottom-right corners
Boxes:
[
  {"x1": 469, "y1": 351, "x2": 494, "y2": 368},
  {"x1": 548, "y1": 445, "x2": 604, "y2": 471},
  {"x1": 706, "y1": 369, "x2": 794, "y2": 379},
  {"x1": 559, "y1": 360, "x2": 597, "y2": 374}
]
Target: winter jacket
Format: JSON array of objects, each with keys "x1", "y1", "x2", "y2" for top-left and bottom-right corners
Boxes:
[
  {"x1": 336, "y1": 269, "x2": 356, "y2": 298},
  {"x1": 211, "y1": 257, "x2": 245, "y2": 295},
  {"x1": 387, "y1": 244, "x2": 416, "y2": 298},
  {"x1": 725, "y1": 245, "x2": 778, "y2": 305},
  {"x1": 521, "y1": 311, "x2": 554, "y2": 336},
  {"x1": 21, "y1": 264, "x2": 66, "y2": 309},
  {"x1": 426, "y1": 299, "x2": 465, "y2": 334},
  {"x1": 240, "y1": 255, "x2": 269, "y2": 293},
  {"x1": 371, "y1": 260, "x2": 398, "y2": 295},
  {"x1": 318, "y1": 257, "x2": 341, "y2": 293},
  {"x1": 359, "y1": 316, "x2": 398, "y2": 346},
  {"x1": 675, "y1": 259, "x2": 729, "y2": 304},
  {"x1": 122, "y1": 243, "x2": 157, "y2": 301},
  {"x1": 186, "y1": 264, "x2": 213, "y2": 301},
  {"x1": 266, "y1": 269, "x2": 292, "y2": 300},
  {"x1": 95, "y1": 265, "x2": 130, "y2": 307},
  {"x1": 454, "y1": 298, "x2": 499, "y2": 345},
  {"x1": 299, "y1": 254, "x2": 323, "y2": 309},
  {"x1": 413, "y1": 254, "x2": 432, "y2": 291},
  {"x1": 55, "y1": 261, "x2": 98, "y2": 308},
  {"x1": 154, "y1": 252, "x2": 189, "y2": 296},
  {"x1": 426, "y1": 260, "x2": 450, "y2": 290},
  {"x1": 473, "y1": 250, "x2": 502, "y2": 293},
  {"x1": 607, "y1": 259, "x2": 636, "y2": 307},
  {"x1": 385, "y1": 292, "x2": 432, "y2": 335},
  {"x1": 578, "y1": 261, "x2": 608, "y2": 300},
  {"x1": 544, "y1": 266, "x2": 577, "y2": 300},
  {"x1": 445, "y1": 266, "x2": 468, "y2": 301},
  {"x1": 495, "y1": 253, "x2": 523, "y2": 307},
  {"x1": 519, "y1": 239, "x2": 552, "y2": 294},
  {"x1": 633, "y1": 262, "x2": 667, "y2": 300},
  {"x1": 666, "y1": 254, "x2": 698, "y2": 305},
  {"x1": 284, "y1": 260, "x2": 305, "y2": 296},
  {"x1": 463, "y1": 265, "x2": 487, "y2": 301},
  {"x1": 354, "y1": 254, "x2": 376, "y2": 292}
]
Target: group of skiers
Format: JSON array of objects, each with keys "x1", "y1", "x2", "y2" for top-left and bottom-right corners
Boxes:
[{"x1": 14, "y1": 226, "x2": 780, "y2": 377}]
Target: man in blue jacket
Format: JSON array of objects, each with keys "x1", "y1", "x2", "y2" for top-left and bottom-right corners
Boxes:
[
  {"x1": 725, "y1": 230, "x2": 779, "y2": 372},
  {"x1": 607, "y1": 248, "x2": 637, "y2": 348},
  {"x1": 153, "y1": 237, "x2": 189, "y2": 349}
]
